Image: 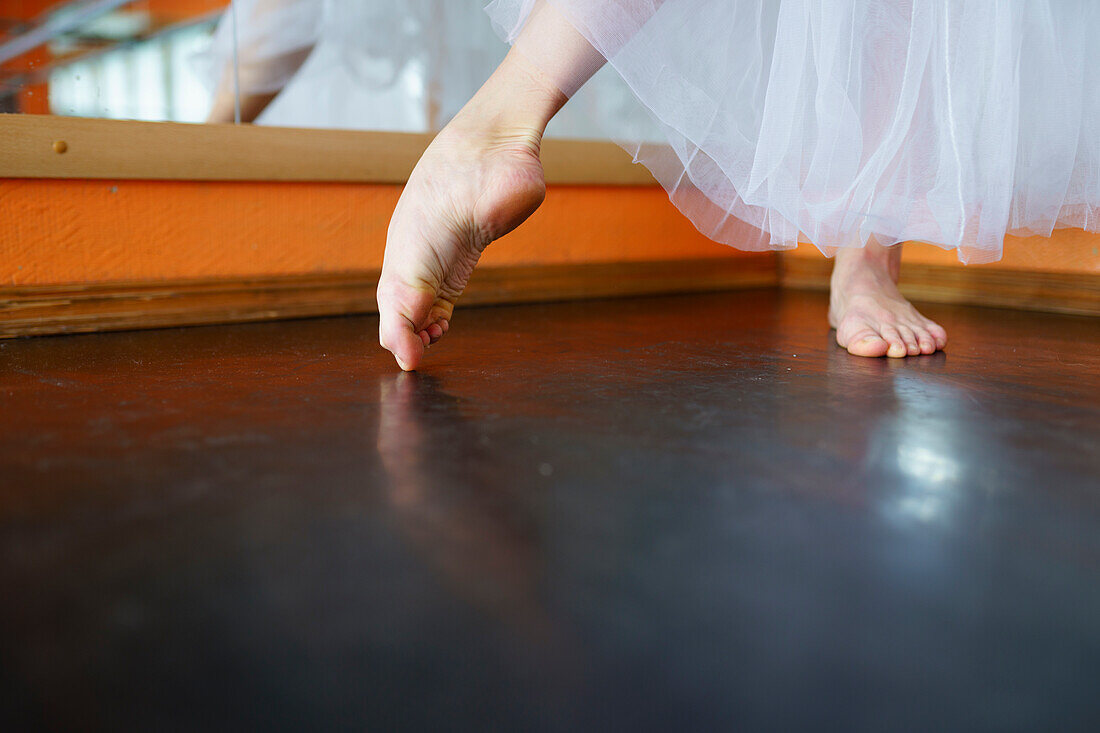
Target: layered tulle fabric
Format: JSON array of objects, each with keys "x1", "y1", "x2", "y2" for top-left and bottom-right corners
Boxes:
[{"x1": 488, "y1": 0, "x2": 1100, "y2": 262}]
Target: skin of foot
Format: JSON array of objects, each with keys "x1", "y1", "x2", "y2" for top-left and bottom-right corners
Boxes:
[
  {"x1": 828, "y1": 241, "x2": 948, "y2": 358},
  {"x1": 377, "y1": 53, "x2": 567, "y2": 371}
]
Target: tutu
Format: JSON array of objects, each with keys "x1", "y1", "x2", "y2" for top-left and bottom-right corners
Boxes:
[{"x1": 487, "y1": 0, "x2": 1100, "y2": 263}]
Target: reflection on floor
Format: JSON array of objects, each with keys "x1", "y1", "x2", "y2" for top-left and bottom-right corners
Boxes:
[{"x1": 1, "y1": 290, "x2": 1098, "y2": 730}]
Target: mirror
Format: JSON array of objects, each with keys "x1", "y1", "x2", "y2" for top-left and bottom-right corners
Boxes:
[
  {"x1": 0, "y1": 0, "x2": 649, "y2": 139},
  {"x1": 1, "y1": 1, "x2": 226, "y2": 121}
]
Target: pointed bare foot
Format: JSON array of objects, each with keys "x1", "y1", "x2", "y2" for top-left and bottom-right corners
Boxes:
[
  {"x1": 377, "y1": 55, "x2": 566, "y2": 371},
  {"x1": 828, "y1": 241, "x2": 948, "y2": 358}
]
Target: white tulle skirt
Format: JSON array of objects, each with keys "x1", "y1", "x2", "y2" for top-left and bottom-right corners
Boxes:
[{"x1": 488, "y1": 0, "x2": 1100, "y2": 263}]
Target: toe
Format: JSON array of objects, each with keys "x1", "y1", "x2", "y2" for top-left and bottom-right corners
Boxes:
[
  {"x1": 426, "y1": 322, "x2": 444, "y2": 344},
  {"x1": 897, "y1": 325, "x2": 921, "y2": 356},
  {"x1": 377, "y1": 282, "x2": 436, "y2": 371},
  {"x1": 379, "y1": 314, "x2": 426, "y2": 371},
  {"x1": 925, "y1": 320, "x2": 948, "y2": 350},
  {"x1": 912, "y1": 322, "x2": 937, "y2": 354},
  {"x1": 916, "y1": 331, "x2": 936, "y2": 354},
  {"x1": 879, "y1": 325, "x2": 908, "y2": 358},
  {"x1": 840, "y1": 325, "x2": 890, "y2": 357},
  {"x1": 850, "y1": 336, "x2": 891, "y2": 357}
]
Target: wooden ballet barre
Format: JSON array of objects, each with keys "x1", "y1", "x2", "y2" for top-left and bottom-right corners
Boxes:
[{"x1": 0, "y1": 114, "x2": 655, "y2": 185}]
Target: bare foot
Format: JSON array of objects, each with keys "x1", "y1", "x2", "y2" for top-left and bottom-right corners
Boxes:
[
  {"x1": 828, "y1": 242, "x2": 948, "y2": 358},
  {"x1": 377, "y1": 56, "x2": 566, "y2": 371}
]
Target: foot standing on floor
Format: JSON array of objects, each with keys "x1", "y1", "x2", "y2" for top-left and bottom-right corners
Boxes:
[{"x1": 830, "y1": 242, "x2": 947, "y2": 358}]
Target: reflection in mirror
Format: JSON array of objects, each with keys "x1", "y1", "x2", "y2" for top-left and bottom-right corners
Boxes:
[
  {"x1": 203, "y1": 0, "x2": 512, "y2": 130},
  {"x1": 199, "y1": 0, "x2": 640, "y2": 137},
  {"x1": 1, "y1": 1, "x2": 651, "y2": 140},
  {"x1": 1, "y1": 0, "x2": 226, "y2": 121}
]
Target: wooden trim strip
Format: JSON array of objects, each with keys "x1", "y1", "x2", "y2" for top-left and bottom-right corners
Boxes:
[
  {"x1": 0, "y1": 256, "x2": 777, "y2": 338},
  {"x1": 0, "y1": 114, "x2": 655, "y2": 184},
  {"x1": 781, "y1": 255, "x2": 1100, "y2": 317}
]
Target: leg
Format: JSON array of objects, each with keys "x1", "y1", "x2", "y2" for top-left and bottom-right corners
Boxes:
[
  {"x1": 204, "y1": 0, "x2": 317, "y2": 123},
  {"x1": 377, "y1": 3, "x2": 606, "y2": 371},
  {"x1": 207, "y1": 87, "x2": 283, "y2": 125},
  {"x1": 829, "y1": 241, "x2": 948, "y2": 358}
]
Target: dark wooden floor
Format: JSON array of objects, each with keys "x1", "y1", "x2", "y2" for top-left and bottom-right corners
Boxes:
[{"x1": 1, "y1": 290, "x2": 1098, "y2": 731}]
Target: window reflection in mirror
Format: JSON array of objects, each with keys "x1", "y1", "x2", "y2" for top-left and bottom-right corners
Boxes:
[{"x1": 1, "y1": 1, "x2": 225, "y2": 121}]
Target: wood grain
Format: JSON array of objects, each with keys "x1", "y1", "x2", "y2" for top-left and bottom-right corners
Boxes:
[
  {"x1": 781, "y1": 255, "x2": 1100, "y2": 316},
  {"x1": 0, "y1": 257, "x2": 778, "y2": 338},
  {"x1": 0, "y1": 114, "x2": 655, "y2": 184}
]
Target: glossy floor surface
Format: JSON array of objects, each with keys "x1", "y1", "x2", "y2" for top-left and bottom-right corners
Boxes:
[{"x1": 1, "y1": 290, "x2": 1098, "y2": 731}]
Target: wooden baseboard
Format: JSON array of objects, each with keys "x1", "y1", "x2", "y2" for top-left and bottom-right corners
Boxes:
[
  {"x1": 0, "y1": 256, "x2": 777, "y2": 338},
  {"x1": 6, "y1": 251, "x2": 1090, "y2": 339},
  {"x1": 781, "y1": 256, "x2": 1100, "y2": 317}
]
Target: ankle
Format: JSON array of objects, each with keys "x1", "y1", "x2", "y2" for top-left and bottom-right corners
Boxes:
[
  {"x1": 455, "y1": 50, "x2": 566, "y2": 144},
  {"x1": 836, "y1": 240, "x2": 900, "y2": 274}
]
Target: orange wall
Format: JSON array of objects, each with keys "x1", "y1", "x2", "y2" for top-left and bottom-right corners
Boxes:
[
  {"x1": 0, "y1": 179, "x2": 742, "y2": 286},
  {"x1": 1, "y1": 1, "x2": 71, "y2": 21},
  {"x1": 0, "y1": 0, "x2": 226, "y2": 22},
  {"x1": 3, "y1": 177, "x2": 1097, "y2": 288}
]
